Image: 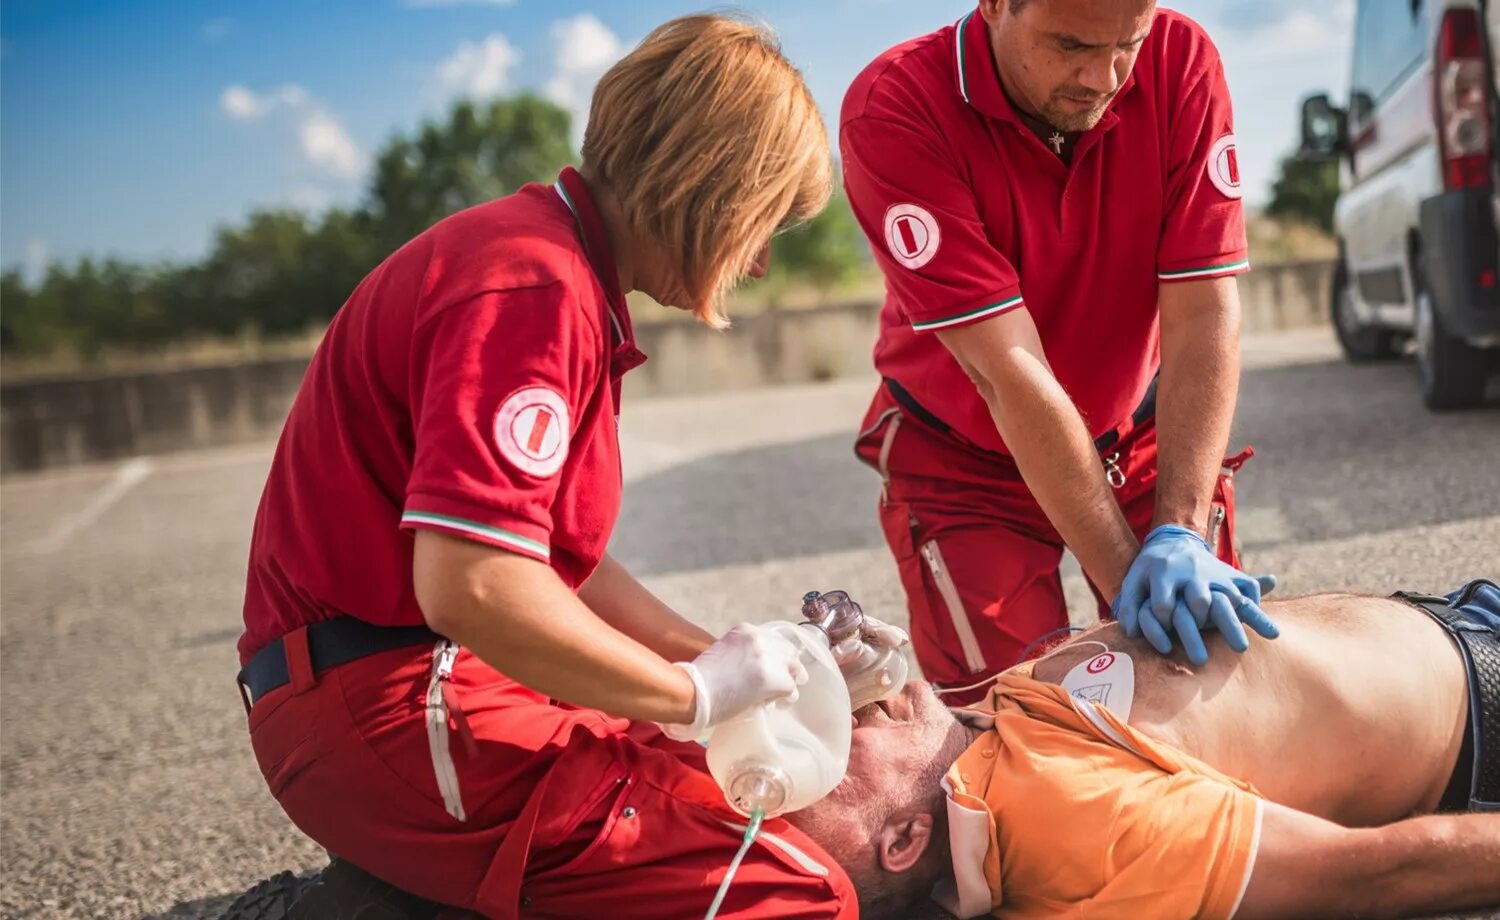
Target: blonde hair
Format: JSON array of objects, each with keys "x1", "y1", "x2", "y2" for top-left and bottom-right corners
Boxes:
[{"x1": 581, "y1": 14, "x2": 833, "y2": 328}]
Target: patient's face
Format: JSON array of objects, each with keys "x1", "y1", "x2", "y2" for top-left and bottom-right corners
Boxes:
[{"x1": 788, "y1": 681, "x2": 964, "y2": 846}]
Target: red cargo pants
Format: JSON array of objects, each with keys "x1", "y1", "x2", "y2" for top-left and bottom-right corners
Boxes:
[
  {"x1": 245, "y1": 639, "x2": 856, "y2": 919},
  {"x1": 855, "y1": 385, "x2": 1249, "y2": 705}
]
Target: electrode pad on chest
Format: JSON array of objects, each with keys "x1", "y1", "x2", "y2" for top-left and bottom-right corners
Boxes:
[{"x1": 1060, "y1": 649, "x2": 1136, "y2": 722}]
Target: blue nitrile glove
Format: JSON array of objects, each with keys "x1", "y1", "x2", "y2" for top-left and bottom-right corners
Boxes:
[{"x1": 1111, "y1": 525, "x2": 1280, "y2": 666}]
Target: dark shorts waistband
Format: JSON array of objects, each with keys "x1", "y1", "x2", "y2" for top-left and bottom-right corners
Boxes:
[{"x1": 1392, "y1": 579, "x2": 1500, "y2": 813}]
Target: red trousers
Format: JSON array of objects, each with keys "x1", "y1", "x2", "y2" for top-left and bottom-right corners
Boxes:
[
  {"x1": 855, "y1": 385, "x2": 1247, "y2": 705},
  {"x1": 246, "y1": 637, "x2": 856, "y2": 919}
]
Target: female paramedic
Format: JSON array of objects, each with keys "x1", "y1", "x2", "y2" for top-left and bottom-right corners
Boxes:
[{"x1": 233, "y1": 14, "x2": 887, "y2": 919}]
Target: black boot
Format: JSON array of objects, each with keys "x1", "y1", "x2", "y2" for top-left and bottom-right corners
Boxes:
[{"x1": 220, "y1": 858, "x2": 446, "y2": 920}]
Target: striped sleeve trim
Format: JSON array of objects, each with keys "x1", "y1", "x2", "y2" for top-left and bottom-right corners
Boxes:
[
  {"x1": 401, "y1": 511, "x2": 550, "y2": 559},
  {"x1": 910, "y1": 295, "x2": 1024, "y2": 332},
  {"x1": 1226, "y1": 800, "x2": 1265, "y2": 920},
  {"x1": 1158, "y1": 259, "x2": 1251, "y2": 281}
]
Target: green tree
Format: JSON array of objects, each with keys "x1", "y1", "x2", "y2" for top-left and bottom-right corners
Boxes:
[
  {"x1": 1, "y1": 93, "x2": 887, "y2": 356},
  {"x1": 198, "y1": 210, "x2": 323, "y2": 336},
  {"x1": 366, "y1": 94, "x2": 574, "y2": 256},
  {"x1": 764, "y1": 190, "x2": 867, "y2": 296},
  {"x1": 2, "y1": 270, "x2": 36, "y2": 351},
  {"x1": 1266, "y1": 154, "x2": 1340, "y2": 233}
]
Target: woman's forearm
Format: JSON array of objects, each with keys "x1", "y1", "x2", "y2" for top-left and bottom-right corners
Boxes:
[
  {"x1": 413, "y1": 532, "x2": 697, "y2": 724},
  {"x1": 579, "y1": 553, "x2": 715, "y2": 662}
]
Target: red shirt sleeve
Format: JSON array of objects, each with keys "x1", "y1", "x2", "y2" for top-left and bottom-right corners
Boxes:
[
  {"x1": 841, "y1": 115, "x2": 1025, "y2": 333},
  {"x1": 401, "y1": 282, "x2": 602, "y2": 562},
  {"x1": 1157, "y1": 36, "x2": 1250, "y2": 283}
]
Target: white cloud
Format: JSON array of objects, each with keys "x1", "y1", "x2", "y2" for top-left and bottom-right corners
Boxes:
[
  {"x1": 203, "y1": 18, "x2": 235, "y2": 41},
  {"x1": 300, "y1": 112, "x2": 364, "y2": 179},
  {"x1": 290, "y1": 186, "x2": 333, "y2": 213},
  {"x1": 220, "y1": 84, "x2": 309, "y2": 121},
  {"x1": 22, "y1": 239, "x2": 48, "y2": 286},
  {"x1": 436, "y1": 34, "x2": 522, "y2": 99},
  {"x1": 220, "y1": 83, "x2": 365, "y2": 179},
  {"x1": 404, "y1": 0, "x2": 515, "y2": 6},
  {"x1": 221, "y1": 85, "x2": 271, "y2": 120},
  {"x1": 544, "y1": 14, "x2": 627, "y2": 144},
  {"x1": 1235, "y1": 4, "x2": 1354, "y2": 65},
  {"x1": 278, "y1": 85, "x2": 309, "y2": 108}
]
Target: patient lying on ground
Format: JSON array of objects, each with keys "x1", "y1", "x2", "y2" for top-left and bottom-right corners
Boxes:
[{"x1": 785, "y1": 580, "x2": 1500, "y2": 920}]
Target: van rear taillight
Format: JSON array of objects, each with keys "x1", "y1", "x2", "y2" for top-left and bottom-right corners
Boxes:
[{"x1": 1436, "y1": 9, "x2": 1492, "y2": 190}]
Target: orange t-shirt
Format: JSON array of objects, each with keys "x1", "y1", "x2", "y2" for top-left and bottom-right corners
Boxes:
[{"x1": 941, "y1": 665, "x2": 1264, "y2": 920}]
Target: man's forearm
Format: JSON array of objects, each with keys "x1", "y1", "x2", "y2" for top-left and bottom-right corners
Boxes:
[
  {"x1": 1154, "y1": 279, "x2": 1241, "y2": 534},
  {"x1": 579, "y1": 553, "x2": 714, "y2": 662},
  {"x1": 979, "y1": 349, "x2": 1138, "y2": 599},
  {"x1": 1244, "y1": 801, "x2": 1500, "y2": 920},
  {"x1": 1363, "y1": 812, "x2": 1500, "y2": 917}
]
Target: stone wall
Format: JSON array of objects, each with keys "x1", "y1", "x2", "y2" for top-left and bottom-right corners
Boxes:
[{"x1": 0, "y1": 260, "x2": 1336, "y2": 474}]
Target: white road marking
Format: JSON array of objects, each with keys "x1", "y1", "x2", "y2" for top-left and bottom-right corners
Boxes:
[{"x1": 25, "y1": 458, "x2": 155, "y2": 555}]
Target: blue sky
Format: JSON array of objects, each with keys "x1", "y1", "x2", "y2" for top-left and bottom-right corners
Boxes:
[{"x1": 1, "y1": 0, "x2": 1355, "y2": 280}]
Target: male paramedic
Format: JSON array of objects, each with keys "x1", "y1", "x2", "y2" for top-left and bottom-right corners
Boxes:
[
  {"x1": 844, "y1": 0, "x2": 1278, "y2": 701},
  {"x1": 785, "y1": 579, "x2": 1500, "y2": 919},
  {"x1": 235, "y1": 15, "x2": 901, "y2": 919}
]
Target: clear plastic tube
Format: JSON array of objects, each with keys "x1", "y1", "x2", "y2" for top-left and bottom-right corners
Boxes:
[{"x1": 704, "y1": 807, "x2": 764, "y2": 920}]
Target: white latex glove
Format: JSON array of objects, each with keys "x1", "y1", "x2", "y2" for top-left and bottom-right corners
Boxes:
[
  {"x1": 659, "y1": 623, "x2": 809, "y2": 742},
  {"x1": 860, "y1": 614, "x2": 910, "y2": 651}
]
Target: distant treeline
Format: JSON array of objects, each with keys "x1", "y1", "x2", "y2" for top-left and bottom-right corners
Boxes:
[{"x1": 1, "y1": 94, "x2": 865, "y2": 358}]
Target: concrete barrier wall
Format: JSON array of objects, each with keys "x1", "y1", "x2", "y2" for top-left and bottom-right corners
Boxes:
[{"x1": 1, "y1": 260, "x2": 1335, "y2": 474}]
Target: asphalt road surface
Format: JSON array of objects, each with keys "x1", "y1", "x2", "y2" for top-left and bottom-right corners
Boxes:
[{"x1": 2, "y1": 329, "x2": 1497, "y2": 920}]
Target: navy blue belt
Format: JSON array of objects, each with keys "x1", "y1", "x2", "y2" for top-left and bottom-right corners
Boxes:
[
  {"x1": 236, "y1": 616, "x2": 443, "y2": 711},
  {"x1": 883, "y1": 374, "x2": 1159, "y2": 453}
]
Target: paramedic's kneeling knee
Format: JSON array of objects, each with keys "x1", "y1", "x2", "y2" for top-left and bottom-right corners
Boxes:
[{"x1": 785, "y1": 681, "x2": 969, "y2": 920}]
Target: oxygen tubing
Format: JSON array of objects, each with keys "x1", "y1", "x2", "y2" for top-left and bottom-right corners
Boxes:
[{"x1": 703, "y1": 807, "x2": 765, "y2": 920}]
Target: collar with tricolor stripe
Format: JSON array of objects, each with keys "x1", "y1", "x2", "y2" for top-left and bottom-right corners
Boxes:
[{"x1": 553, "y1": 166, "x2": 630, "y2": 346}]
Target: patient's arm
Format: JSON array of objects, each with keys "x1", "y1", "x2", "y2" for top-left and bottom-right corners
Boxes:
[{"x1": 1237, "y1": 801, "x2": 1500, "y2": 919}]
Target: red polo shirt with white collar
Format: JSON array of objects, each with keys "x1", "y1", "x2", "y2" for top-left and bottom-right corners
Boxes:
[
  {"x1": 842, "y1": 7, "x2": 1248, "y2": 454},
  {"x1": 240, "y1": 166, "x2": 646, "y2": 663}
]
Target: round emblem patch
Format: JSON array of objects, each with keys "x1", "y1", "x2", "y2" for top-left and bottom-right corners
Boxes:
[
  {"x1": 493, "y1": 386, "x2": 569, "y2": 478},
  {"x1": 1208, "y1": 135, "x2": 1242, "y2": 200},
  {"x1": 1087, "y1": 653, "x2": 1116, "y2": 674},
  {"x1": 883, "y1": 203, "x2": 941, "y2": 270}
]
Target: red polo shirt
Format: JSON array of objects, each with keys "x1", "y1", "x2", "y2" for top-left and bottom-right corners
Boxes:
[
  {"x1": 240, "y1": 166, "x2": 646, "y2": 663},
  {"x1": 842, "y1": 7, "x2": 1248, "y2": 454}
]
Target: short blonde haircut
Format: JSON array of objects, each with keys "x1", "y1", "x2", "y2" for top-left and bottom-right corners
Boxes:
[{"x1": 582, "y1": 14, "x2": 833, "y2": 328}]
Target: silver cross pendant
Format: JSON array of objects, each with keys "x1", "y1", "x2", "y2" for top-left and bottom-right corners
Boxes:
[{"x1": 1048, "y1": 132, "x2": 1065, "y2": 155}]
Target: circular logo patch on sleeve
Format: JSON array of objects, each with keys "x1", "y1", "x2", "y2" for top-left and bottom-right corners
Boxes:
[
  {"x1": 883, "y1": 203, "x2": 941, "y2": 270},
  {"x1": 493, "y1": 386, "x2": 569, "y2": 478},
  {"x1": 1208, "y1": 135, "x2": 1242, "y2": 200}
]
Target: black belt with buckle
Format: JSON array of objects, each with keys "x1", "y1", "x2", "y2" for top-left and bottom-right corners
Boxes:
[
  {"x1": 236, "y1": 616, "x2": 443, "y2": 710},
  {"x1": 883, "y1": 375, "x2": 1158, "y2": 454}
]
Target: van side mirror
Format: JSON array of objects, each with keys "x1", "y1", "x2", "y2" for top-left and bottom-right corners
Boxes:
[{"x1": 1299, "y1": 93, "x2": 1348, "y2": 161}]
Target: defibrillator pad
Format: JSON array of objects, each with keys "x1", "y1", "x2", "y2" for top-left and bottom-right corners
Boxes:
[{"x1": 1060, "y1": 648, "x2": 1136, "y2": 722}]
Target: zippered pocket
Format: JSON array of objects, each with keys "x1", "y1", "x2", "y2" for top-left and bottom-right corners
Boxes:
[
  {"x1": 425, "y1": 640, "x2": 466, "y2": 822},
  {"x1": 1207, "y1": 503, "x2": 1227, "y2": 555},
  {"x1": 921, "y1": 538, "x2": 987, "y2": 675}
]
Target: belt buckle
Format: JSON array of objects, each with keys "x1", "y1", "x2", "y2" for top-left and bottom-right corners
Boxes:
[{"x1": 1102, "y1": 452, "x2": 1126, "y2": 489}]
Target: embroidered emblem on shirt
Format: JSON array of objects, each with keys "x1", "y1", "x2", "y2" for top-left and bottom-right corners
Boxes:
[
  {"x1": 493, "y1": 386, "x2": 569, "y2": 477},
  {"x1": 883, "y1": 203, "x2": 942, "y2": 270},
  {"x1": 1208, "y1": 134, "x2": 1243, "y2": 200}
]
